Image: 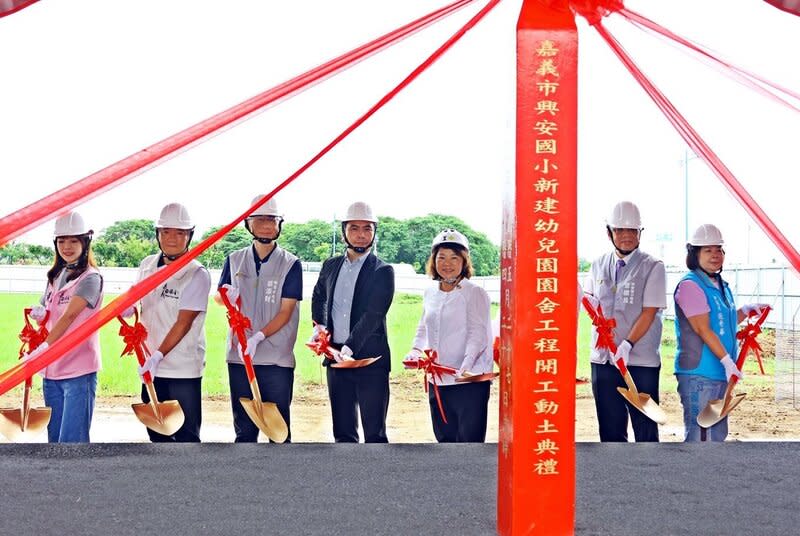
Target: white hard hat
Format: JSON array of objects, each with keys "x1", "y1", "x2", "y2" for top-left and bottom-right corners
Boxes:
[
  {"x1": 432, "y1": 228, "x2": 469, "y2": 251},
  {"x1": 688, "y1": 223, "x2": 724, "y2": 246},
  {"x1": 156, "y1": 203, "x2": 194, "y2": 229},
  {"x1": 249, "y1": 195, "x2": 282, "y2": 218},
  {"x1": 606, "y1": 201, "x2": 642, "y2": 229},
  {"x1": 343, "y1": 201, "x2": 377, "y2": 223},
  {"x1": 54, "y1": 212, "x2": 92, "y2": 237}
]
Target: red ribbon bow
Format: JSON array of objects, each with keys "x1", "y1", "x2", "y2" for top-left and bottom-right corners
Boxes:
[
  {"x1": 305, "y1": 324, "x2": 337, "y2": 362},
  {"x1": 18, "y1": 308, "x2": 49, "y2": 358},
  {"x1": 581, "y1": 296, "x2": 618, "y2": 353},
  {"x1": 116, "y1": 309, "x2": 154, "y2": 381},
  {"x1": 218, "y1": 287, "x2": 252, "y2": 354},
  {"x1": 735, "y1": 306, "x2": 771, "y2": 372},
  {"x1": 404, "y1": 349, "x2": 457, "y2": 424}
]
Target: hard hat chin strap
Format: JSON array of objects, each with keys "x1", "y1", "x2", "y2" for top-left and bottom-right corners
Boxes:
[
  {"x1": 245, "y1": 219, "x2": 282, "y2": 244},
  {"x1": 607, "y1": 226, "x2": 639, "y2": 257},
  {"x1": 342, "y1": 222, "x2": 376, "y2": 254},
  {"x1": 156, "y1": 228, "x2": 194, "y2": 261}
]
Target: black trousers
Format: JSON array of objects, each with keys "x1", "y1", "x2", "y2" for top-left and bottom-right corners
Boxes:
[
  {"x1": 326, "y1": 366, "x2": 389, "y2": 443},
  {"x1": 227, "y1": 363, "x2": 294, "y2": 443},
  {"x1": 141, "y1": 377, "x2": 202, "y2": 443},
  {"x1": 591, "y1": 362, "x2": 660, "y2": 442},
  {"x1": 428, "y1": 380, "x2": 490, "y2": 443}
]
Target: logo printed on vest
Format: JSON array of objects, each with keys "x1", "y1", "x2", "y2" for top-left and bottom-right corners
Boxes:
[
  {"x1": 264, "y1": 280, "x2": 279, "y2": 304},
  {"x1": 159, "y1": 284, "x2": 180, "y2": 300},
  {"x1": 57, "y1": 293, "x2": 71, "y2": 306}
]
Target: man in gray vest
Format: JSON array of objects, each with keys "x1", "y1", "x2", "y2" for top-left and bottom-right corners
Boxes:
[
  {"x1": 218, "y1": 195, "x2": 302, "y2": 442},
  {"x1": 583, "y1": 201, "x2": 666, "y2": 442}
]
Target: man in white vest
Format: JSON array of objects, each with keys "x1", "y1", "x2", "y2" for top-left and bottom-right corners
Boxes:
[
  {"x1": 135, "y1": 202, "x2": 211, "y2": 442},
  {"x1": 218, "y1": 195, "x2": 302, "y2": 442},
  {"x1": 583, "y1": 201, "x2": 666, "y2": 442}
]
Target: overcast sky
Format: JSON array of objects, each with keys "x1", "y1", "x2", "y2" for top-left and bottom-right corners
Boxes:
[{"x1": 1, "y1": 0, "x2": 798, "y2": 268}]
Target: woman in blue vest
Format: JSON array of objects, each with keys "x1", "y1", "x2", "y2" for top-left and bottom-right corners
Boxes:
[{"x1": 674, "y1": 224, "x2": 767, "y2": 441}]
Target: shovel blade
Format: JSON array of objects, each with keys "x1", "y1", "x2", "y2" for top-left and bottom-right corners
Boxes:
[
  {"x1": 616, "y1": 387, "x2": 667, "y2": 425},
  {"x1": 132, "y1": 400, "x2": 184, "y2": 436},
  {"x1": 697, "y1": 393, "x2": 747, "y2": 429},
  {"x1": 0, "y1": 407, "x2": 51, "y2": 442},
  {"x1": 240, "y1": 397, "x2": 288, "y2": 443}
]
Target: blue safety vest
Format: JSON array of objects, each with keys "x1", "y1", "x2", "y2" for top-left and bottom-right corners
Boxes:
[{"x1": 674, "y1": 270, "x2": 737, "y2": 381}]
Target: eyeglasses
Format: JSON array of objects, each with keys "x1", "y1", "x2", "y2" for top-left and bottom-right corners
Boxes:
[
  {"x1": 247, "y1": 216, "x2": 281, "y2": 224},
  {"x1": 610, "y1": 228, "x2": 639, "y2": 235}
]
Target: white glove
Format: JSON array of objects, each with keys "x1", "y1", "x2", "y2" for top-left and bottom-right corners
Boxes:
[
  {"x1": 30, "y1": 305, "x2": 47, "y2": 322},
  {"x1": 614, "y1": 340, "x2": 632, "y2": 367},
  {"x1": 22, "y1": 341, "x2": 49, "y2": 362},
  {"x1": 220, "y1": 284, "x2": 239, "y2": 304},
  {"x1": 740, "y1": 303, "x2": 769, "y2": 316},
  {"x1": 404, "y1": 348, "x2": 423, "y2": 363},
  {"x1": 583, "y1": 293, "x2": 600, "y2": 311},
  {"x1": 309, "y1": 324, "x2": 327, "y2": 344},
  {"x1": 121, "y1": 306, "x2": 136, "y2": 319},
  {"x1": 138, "y1": 350, "x2": 164, "y2": 379},
  {"x1": 245, "y1": 331, "x2": 265, "y2": 357},
  {"x1": 338, "y1": 344, "x2": 355, "y2": 362},
  {"x1": 720, "y1": 354, "x2": 743, "y2": 381}
]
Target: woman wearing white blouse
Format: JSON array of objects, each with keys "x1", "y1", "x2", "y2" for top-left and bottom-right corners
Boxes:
[{"x1": 406, "y1": 229, "x2": 493, "y2": 442}]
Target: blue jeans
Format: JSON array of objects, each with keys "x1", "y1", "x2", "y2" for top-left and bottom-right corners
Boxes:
[
  {"x1": 676, "y1": 373, "x2": 728, "y2": 441},
  {"x1": 43, "y1": 372, "x2": 97, "y2": 443}
]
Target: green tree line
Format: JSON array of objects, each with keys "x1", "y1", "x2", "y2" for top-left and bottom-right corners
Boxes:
[{"x1": 0, "y1": 215, "x2": 507, "y2": 276}]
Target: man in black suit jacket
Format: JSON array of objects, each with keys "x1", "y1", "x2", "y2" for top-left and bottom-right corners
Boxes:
[{"x1": 311, "y1": 201, "x2": 395, "y2": 442}]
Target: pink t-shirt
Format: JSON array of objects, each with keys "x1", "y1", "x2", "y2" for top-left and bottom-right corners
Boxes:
[{"x1": 674, "y1": 279, "x2": 715, "y2": 317}]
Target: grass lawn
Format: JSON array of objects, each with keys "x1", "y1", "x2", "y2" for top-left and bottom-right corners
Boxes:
[{"x1": 0, "y1": 292, "x2": 773, "y2": 397}]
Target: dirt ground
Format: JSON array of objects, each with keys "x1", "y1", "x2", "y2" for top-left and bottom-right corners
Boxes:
[{"x1": 3, "y1": 372, "x2": 798, "y2": 443}]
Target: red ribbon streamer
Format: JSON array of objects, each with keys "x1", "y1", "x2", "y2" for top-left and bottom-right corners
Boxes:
[
  {"x1": 218, "y1": 287, "x2": 259, "y2": 383},
  {"x1": 116, "y1": 309, "x2": 153, "y2": 383},
  {"x1": 0, "y1": 0, "x2": 476, "y2": 247},
  {"x1": 588, "y1": 20, "x2": 800, "y2": 277},
  {"x1": 618, "y1": 7, "x2": 800, "y2": 112},
  {"x1": 404, "y1": 349, "x2": 458, "y2": 424},
  {"x1": 735, "y1": 306, "x2": 771, "y2": 374},
  {"x1": 0, "y1": 0, "x2": 500, "y2": 397},
  {"x1": 0, "y1": 0, "x2": 39, "y2": 18}
]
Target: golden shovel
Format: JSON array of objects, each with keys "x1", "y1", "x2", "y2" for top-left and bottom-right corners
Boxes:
[
  {"x1": 615, "y1": 358, "x2": 667, "y2": 425},
  {"x1": 133, "y1": 372, "x2": 185, "y2": 437},
  {"x1": 118, "y1": 313, "x2": 184, "y2": 436},
  {"x1": 238, "y1": 357, "x2": 289, "y2": 443},
  {"x1": 218, "y1": 287, "x2": 288, "y2": 443},
  {"x1": 696, "y1": 376, "x2": 746, "y2": 429},
  {"x1": 0, "y1": 308, "x2": 52, "y2": 441},
  {"x1": 0, "y1": 376, "x2": 51, "y2": 442}
]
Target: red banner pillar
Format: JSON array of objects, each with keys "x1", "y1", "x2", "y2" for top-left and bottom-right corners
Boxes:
[{"x1": 498, "y1": 1, "x2": 577, "y2": 534}]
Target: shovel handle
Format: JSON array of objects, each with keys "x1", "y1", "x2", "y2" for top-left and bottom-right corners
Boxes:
[{"x1": 616, "y1": 358, "x2": 627, "y2": 376}]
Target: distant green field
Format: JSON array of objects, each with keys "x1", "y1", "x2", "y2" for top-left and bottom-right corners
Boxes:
[{"x1": 0, "y1": 292, "x2": 772, "y2": 397}]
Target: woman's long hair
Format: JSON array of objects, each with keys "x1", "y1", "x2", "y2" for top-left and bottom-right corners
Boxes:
[{"x1": 47, "y1": 235, "x2": 97, "y2": 285}]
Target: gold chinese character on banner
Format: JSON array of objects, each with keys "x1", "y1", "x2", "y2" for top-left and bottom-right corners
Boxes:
[
  {"x1": 534, "y1": 219, "x2": 560, "y2": 233},
  {"x1": 534, "y1": 177, "x2": 559, "y2": 195},
  {"x1": 535, "y1": 139, "x2": 557, "y2": 155},
  {"x1": 533, "y1": 338, "x2": 560, "y2": 352},
  {"x1": 535, "y1": 59, "x2": 560, "y2": 77},
  {"x1": 536, "y1": 278, "x2": 558, "y2": 293},
  {"x1": 534, "y1": 319, "x2": 559, "y2": 332},
  {"x1": 534, "y1": 438, "x2": 560, "y2": 455},
  {"x1": 536, "y1": 81, "x2": 560, "y2": 97},
  {"x1": 534, "y1": 119, "x2": 558, "y2": 135},
  {"x1": 534, "y1": 419, "x2": 559, "y2": 434},
  {"x1": 536, "y1": 40, "x2": 559, "y2": 57},
  {"x1": 534, "y1": 458, "x2": 559, "y2": 476},
  {"x1": 535, "y1": 297, "x2": 560, "y2": 314},
  {"x1": 535, "y1": 358, "x2": 559, "y2": 374},
  {"x1": 536, "y1": 238, "x2": 559, "y2": 254},
  {"x1": 534, "y1": 399, "x2": 559, "y2": 415},
  {"x1": 534, "y1": 198, "x2": 559, "y2": 214},
  {"x1": 536, "y1": 258, "x2": 558, "y2": 273},
  {"x1": 534, "y1": 158, "x2": 558, "y2": 174},
  {"x1": 535, "y1": 100, "x2": 560, "y2": 115},
  {"x1": 533, "y1": 381, "x2": 559, "y2": 393}
]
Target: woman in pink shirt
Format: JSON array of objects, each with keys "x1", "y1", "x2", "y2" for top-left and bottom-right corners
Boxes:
[{"x1": 24, "y1": 212, "x2": 104, "y2": 442}]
